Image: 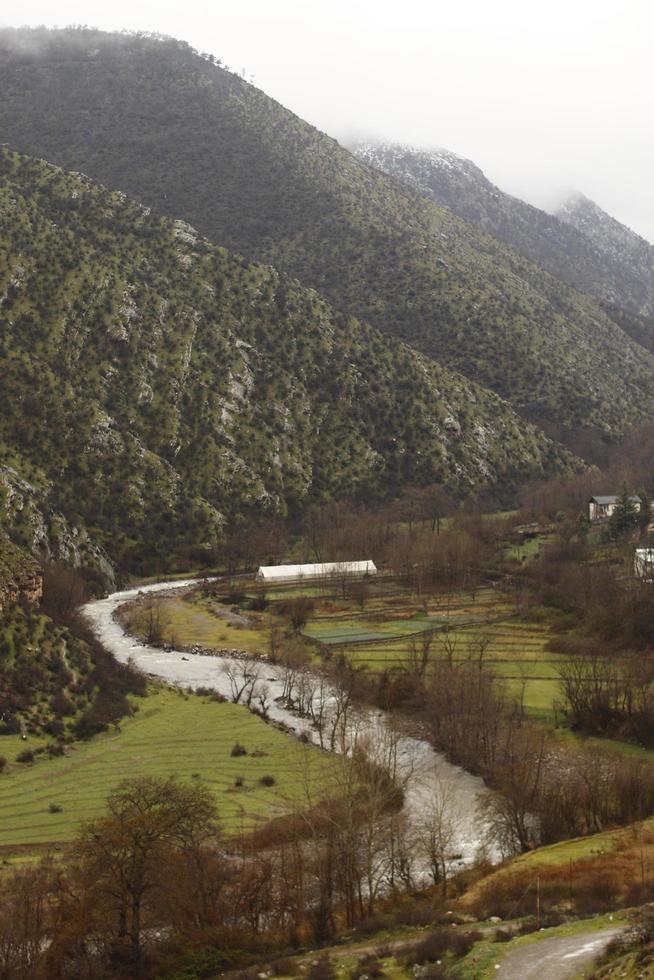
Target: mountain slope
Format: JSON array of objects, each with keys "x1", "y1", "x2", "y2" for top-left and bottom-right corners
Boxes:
[
  {"x1": 556, "y1": 192, "x2": 654, "y2": 314},
  {"x1": 0, "y1": 531, "x2": 41, "y2": 608},
  {"x1": 2, "y1": 28, "x2": 654, "y2": 442},
  {"x1": 0, "y1": 148, "x2": 570, "y2": 571},
  {"x1": 353, "y1": 142, "x2": 654, "y2": 321}
]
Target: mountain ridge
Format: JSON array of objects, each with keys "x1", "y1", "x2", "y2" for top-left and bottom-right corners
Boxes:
[
  {"x1": 2, "y1": 28, "x2": 654, "y2": 447},
  {"x1": 0, "y1": 146, "x2": 572, "y2": 574},
  {"x1": 353, "y1": 141, "x2": 654, "y2": 320}
]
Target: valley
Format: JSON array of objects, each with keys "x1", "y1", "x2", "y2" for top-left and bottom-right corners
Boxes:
[{"x1": 1, "y1": 17, "x2": 654, "y2": 979}]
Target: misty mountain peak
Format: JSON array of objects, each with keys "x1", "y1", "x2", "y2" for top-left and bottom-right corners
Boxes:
[
  {"x1": 356, "y1": 142, "x2": 654, "y2": 319},
  {"x1": 354, "y1": 141, "x2": 487, "y2": 193}
]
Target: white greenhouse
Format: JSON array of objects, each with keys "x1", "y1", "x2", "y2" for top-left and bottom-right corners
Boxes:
[{"x1": 256, "y1": 560, "x2": 377, "y2": 584}]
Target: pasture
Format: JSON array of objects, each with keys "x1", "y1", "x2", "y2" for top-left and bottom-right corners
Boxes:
[{"x1": 0, "y1": 686, "x2": 336, "y2": 858}]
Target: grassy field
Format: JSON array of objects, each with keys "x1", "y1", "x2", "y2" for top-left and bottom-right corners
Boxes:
[
  {"x1": 135, "y1": 584, "x2": 568, "y2": 722},
  {"x1": 0, "y1": 686, "x2": 336, "y2": 858},
  {"x1": 459, "y1": 818, "x2": 654, "y2": 918},
  {"x1": 314, "y1": 589, "x2": 562, "y2": 721},
  {"x1": 122, "y1": 592, "x2": 268, "y2": 654}
]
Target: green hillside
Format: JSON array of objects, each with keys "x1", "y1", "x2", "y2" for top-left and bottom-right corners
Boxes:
[
  {"x1": 354, "y1": 142, "x2": 654, "y2": 321},
  {"x1": 2, "y1": 28, "x2": 654, "y2": 442},
  {"x1": 0, "y1": 148, "x2": 569, "y2": 571}
]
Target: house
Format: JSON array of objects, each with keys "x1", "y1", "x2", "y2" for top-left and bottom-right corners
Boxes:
[
  {"x1": 588, "y1": 495, "x2": 641, "y2": 522},
  {"x1": 634, "y1": 549, "x2": 654, "y2": 582},
  {"x1": 256, "y1": 560, "x2": 377, "y2": 584}
]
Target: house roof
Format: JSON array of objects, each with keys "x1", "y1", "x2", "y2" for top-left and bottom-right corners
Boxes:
[
  {"x1": 257, "y1": 560, "x2": 377, "y2": 580},
  {"x1": 590, "y1": 495, "x2": 640, "y2": 505}
]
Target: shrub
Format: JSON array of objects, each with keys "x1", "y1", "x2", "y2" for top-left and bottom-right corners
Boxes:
[
  {"x1": 43, "y1": 719, "x2": 65, "y2": 737},
  {"x1": 260, "y1": 774, "x2": 276, "y2": 787},
  {"x1": 231, "y1": 742, "x2": 247, "y2": 757},
  {"x1": 307, "y1": 957, "x2": 334, "y2": 980},
  {"x1": 573, "y1": 873, "x2": 621, "y2": 915},
  {"x1": 350, "y1": 955, "x2": 385, "y2": 980},
  {"x1": 270, "y1": 958, "x2": 300, "y2": 977},
  {"x1": 234, "y1": 776, "x2": 244, "y2": 788},
  {"x1": 349, "y1": 914, "x2": 392, "y2": 936},
  {"x1": 393, "y1": 902, "x2": 437, "y2": 928},
  {"x1": 16, "y1": 749, "x2": 34, "y2": 764},
  {"x1": 403, "y1": 928, "x2": 479, "y2": 967},
  {"x1": 0, "y1": 756, "x2": 6, "y2": 773},
  {"x1": 48, "y1": 802, "x2": 63, "y2": 813}
]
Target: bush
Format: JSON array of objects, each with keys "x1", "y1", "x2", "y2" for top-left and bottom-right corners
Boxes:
[
  {"x1": 260, "y1": 774, "x2": 276, "y2": 787},
  {"x1": 0, "y1": 756, "x2": 6, "y2": 773},
  {"x1": 307, "y1": 957, "x2": 334, "y2": 980},
  {"x1": 393, "y1": 901, "x2": 437, "y2": 928},
  {"x1": 16, "y1": 749, "x2": 34, "y2": 764},
  {"x1": 403, "y1": 928, "x2": 479, "y2": 967},
  {"x1": 230, "y1": 742, "x2": 247, "y2": 757},
  {"x1": 349, "y1": 914, "x2": 393, "y2": 936},
  {"x1": 573, "y1": 874, "x2": 621, "y2": 915},
  {"x1": 234, "y1": 776, "x2": 244, "y2": 788},
  {"x1": 48, "y1": 802, "x2": 63, "y2": 813},
  {"x1": 270, "y1": 958, "x2": 300, "y2": 977},
  {"x1": 350, "y1": 955, "x2": 385, "y2": 980}
]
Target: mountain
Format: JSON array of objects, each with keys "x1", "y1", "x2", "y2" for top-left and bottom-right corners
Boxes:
[
  {"x1": 0, "y1": 147, "x2": 570, "y2": 573},
  {"x1": 353, "y1": 143, "x2": 654, "y2": 320},
  {"x1": 556, "y1": 192, "x2": 654, "y2": 313},
  {"x1": 2, "y1": 29, "x2": 654, "y2": 446}
]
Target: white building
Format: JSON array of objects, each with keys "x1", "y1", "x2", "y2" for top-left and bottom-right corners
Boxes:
[
  {"x1": 634, "y1": 549, "x2": 654, "y2": 582},
  {"x1": 256, "y1": 560, "x2": 377, "y2": 584},
  {"x1": 588, "y1": 495, "x2": 642, "y2": 522}
]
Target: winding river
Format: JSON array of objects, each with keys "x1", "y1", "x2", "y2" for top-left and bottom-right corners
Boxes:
[{"x1": 83, "y1": 578, "x2": 497, "y2": 871}]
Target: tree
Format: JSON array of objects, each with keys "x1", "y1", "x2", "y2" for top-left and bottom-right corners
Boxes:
[
  {"x1": 0, "y1": 863, "x2": 54, "y2": 978},
  {"x1": 76, "y1": 776, "x2": 220, "y2": 966},
  {"x1": 414, "y1": 779, "x2": 459, "y2": 893},
  {"x1": 609, "y1": 486, "x2": 640, "y2": 539},
  {"x1": 638, "y1": 489, "x2": 652, "y2": 532}
]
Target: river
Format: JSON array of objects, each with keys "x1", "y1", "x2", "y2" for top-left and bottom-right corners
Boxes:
[{"x1": 83, "y1": 578, "x2": 497, "y2": 871}]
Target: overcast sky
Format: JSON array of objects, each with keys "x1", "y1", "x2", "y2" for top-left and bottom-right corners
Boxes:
[{"x1": 3, "y1": 0, "x2": 654, "y2": 241}]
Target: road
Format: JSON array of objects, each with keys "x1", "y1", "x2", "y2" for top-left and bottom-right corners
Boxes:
[{"x1": 495, "y1": 925, "x2": 622, "y2": 979}]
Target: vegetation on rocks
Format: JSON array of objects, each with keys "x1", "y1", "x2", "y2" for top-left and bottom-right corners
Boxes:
[
  {"x1": 2, "y1": 28, "x2": 654, "y2": 445},
  {"x1": 355, "y1": 142, "x2": 654, "y2": 320},
  {"x1": 0, "y1": 146, "x2": 571, "y2": 573}
]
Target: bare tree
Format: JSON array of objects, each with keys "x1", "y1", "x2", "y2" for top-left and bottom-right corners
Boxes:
[
  {"x1": 223, "y1": 662, "x2": 260, "y2": 705},
  {"x1": 414, "y1": 778, "x2": 459, "y2": 894}
]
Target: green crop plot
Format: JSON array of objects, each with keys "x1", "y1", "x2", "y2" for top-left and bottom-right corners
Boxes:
[
  {"x1": 336, "y1": 612, "x2": 564, "y2": 721},
  {"x1": 0, "y1": 687, "x2": 336, "y2": 857}
]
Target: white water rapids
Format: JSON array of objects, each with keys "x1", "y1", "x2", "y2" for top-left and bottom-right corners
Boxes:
[{"x1": 83, "y1": 578, "x2": 498, "y2": 872}]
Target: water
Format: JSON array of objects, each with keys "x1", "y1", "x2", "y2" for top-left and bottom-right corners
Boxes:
[{"x1": 83, "y1": 578, "x2": 497, "y2": 871}]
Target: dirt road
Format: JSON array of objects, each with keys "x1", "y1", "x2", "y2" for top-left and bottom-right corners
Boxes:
[{"x1": 495, "y1": 925, "x2": 622, "y2": 979}]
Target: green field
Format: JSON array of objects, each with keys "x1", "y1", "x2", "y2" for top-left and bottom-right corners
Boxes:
[
  {"x1": 121, "y1": 592, "x2": 268, "y2": 653},
  {"x1": 0, "y1": 686, "x2": 336, "y2": 856},
  {"x1": 303, "y1": 587, "x2": 562, "y2": 721},
  {"x1": 131, "y1": 583, "x2": 572, "y2": 723}
]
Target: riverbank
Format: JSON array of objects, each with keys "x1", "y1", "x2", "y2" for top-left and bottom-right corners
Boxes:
[{"x1": 83, "y1": 578, "x2": 497, "y2": 870}]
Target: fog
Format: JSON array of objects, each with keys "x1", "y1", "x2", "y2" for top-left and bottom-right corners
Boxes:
[{"x1": 2, "y1": 0, "x2": 654, "y2": 241}]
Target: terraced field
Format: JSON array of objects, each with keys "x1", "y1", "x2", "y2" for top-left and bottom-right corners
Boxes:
[
  {"x1": 0, "y1": 686, "x2": 336, "y2": 857},
  {"x1": 305, "y1": 589, "x2": 563, "y2": 721},
  {"x1": 128, "y1": 585, "x2": 566, "y2": 721}
]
